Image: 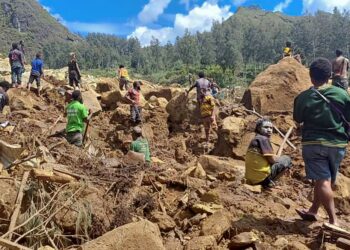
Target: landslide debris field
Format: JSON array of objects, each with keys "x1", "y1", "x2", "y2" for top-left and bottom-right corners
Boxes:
[{"x1": 0, "y1": 56, "x2": 349, "y2": 250}]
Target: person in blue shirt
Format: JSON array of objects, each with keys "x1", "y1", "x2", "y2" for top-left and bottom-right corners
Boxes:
[{"x1": 27, "y1": 52, "x2": 44, "y2": 95}]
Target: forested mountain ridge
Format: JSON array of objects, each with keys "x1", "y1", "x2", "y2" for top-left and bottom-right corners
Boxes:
[{"x1": 0, "y1": 0, "x2": 81, "y2": 58}]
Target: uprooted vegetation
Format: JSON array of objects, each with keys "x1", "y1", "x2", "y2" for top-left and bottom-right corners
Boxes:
[{"x1": 0, "y1": 57, "x2": 349, "y2": 250}]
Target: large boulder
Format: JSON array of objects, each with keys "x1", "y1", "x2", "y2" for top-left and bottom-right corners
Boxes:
[
  {"x1": 185, "y1": 236, "x2": 217, "y2": 250},
  {"x1": 78, "y1": 220, "x2": 165, "y2": 250},
  {"x1": 166, "y1": 92, "x2": 198, "y2": 123},
  {"x1": 101, "y1": 89, "x2": 147, "y2": 109},
  {"x1": 200, "y1": 209, "x2": 232, "y2": 240},
  {"x1": 7, "y1": 88, "x2": 37, "y2": 111},
  {"x1": 0, "y1": 179, "x2": 18, "y2": 229},
  {"x1": 144, "y1": 87, "x2": 182, "y2": 101},
  {"x1": 241, "y1": 57, "x2": 311, "y2": 114},
  {"x1": 95, "y1": 78, "x2": 118, "y2": 93},
  {"x1": 81, "y1": 89, "x2": 102, "y2": 115}
]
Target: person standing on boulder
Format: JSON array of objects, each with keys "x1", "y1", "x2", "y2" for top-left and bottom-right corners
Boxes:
[
  {"x1": 130, "y1": 126, "x2": 151, "y2": 164},
  {"x1": 8, "y1": 43, "x2": 25, "y2": 88},
  {"x1": 245, "y1": 118, "x2": 292, "y2": 188},
  {"x1": 283, "y1": 41, "x2": 292, "y2": 58},
  {"x1": 125, "y1": 81, "x2": 142, "y2": 124},
  {"x1": 27, "y1": 52, "x2": 44, "y2": 96},
  {"x1": 294, "y1": 57, "x2": 350, "y2": 226},
  {"x1": 118, "y1": 65, "x2": 130, "y2": 90},
  {"x1": 68, "y1": 52, "x2": 82, "y2": 90},
  {"x1": 187, "y1": 71, "x2": 212, "y2": 104},
  {"x1": 332, "y1": 49, "x2": 349, "y2": 90},
  {"x1": 65, "y1": 90, "x2": 90, "y2": 147}
]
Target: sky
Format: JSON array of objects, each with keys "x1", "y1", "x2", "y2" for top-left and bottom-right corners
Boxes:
[{"x1": 38, "y1": 0, "x2": 350, "y2": 46}]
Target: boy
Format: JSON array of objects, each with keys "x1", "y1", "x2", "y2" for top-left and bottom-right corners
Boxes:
[
  {"x1": 245, "y1": 118, "x2": 292, "y2": 188},
  {"x1": 130, "y1": 126, "x2": 151, "y2": 164},
  {"x1": 200, "y1": 88, "x2": 217, "y2": 143},
  {"x1": 294, "y1": 57, "x2": 350, "y2": 225},
  {"x1": 118, "y1": 65, "x2": 130, "y2": 90},
  {"x1": 125, "y1": 81, "x2": 142, "y2": 124},
  {"x1": 27, "y1": 52, "x2": 44, "y2": 95}
]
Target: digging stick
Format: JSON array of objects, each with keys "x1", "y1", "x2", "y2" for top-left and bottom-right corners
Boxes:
[
  {"x1": 277, "y1": 126, "x2": 293, "y2": 157},
  {"x1": 82, "y1": 113, "x2": 93, "y2": 146}
]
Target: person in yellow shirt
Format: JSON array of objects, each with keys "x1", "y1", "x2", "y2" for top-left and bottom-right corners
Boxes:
[
  {"x1": 283, "y1": 41, "x2": 292, "y2": 58},
  {"x1": 118, "y1": 65, "x2": 130, "y2": 90},
  {"x1": 245, "y1": 118, "x2": 292, "y2": 188},
  {"x1": 200, "y1": 88, "x2": 217, "y2": 143}
]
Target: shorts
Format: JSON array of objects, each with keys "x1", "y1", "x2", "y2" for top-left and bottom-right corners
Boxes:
[
  {"x1": 202, "y1": 116, "x2": 213, "y2": 129},
  {"x1": 69, "y1": 71, "x2": 80, "y2": 86},
  {"x1": 66, "y1": 131, "x2": 83, "y2": 147},
  {"x1": 332, "y1": 77, "x2": 349, "y2": 90},
  {"x1": 28, "y1": 74, "x2": 41, "y2": 87},
  {"x1": 302, "y1": 145, "x2": 346, "y2": 183}
]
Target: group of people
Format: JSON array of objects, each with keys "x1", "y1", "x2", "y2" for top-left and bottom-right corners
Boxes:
[{"x1": 245, "y1": 52, "x2": 350, "y2": 227}]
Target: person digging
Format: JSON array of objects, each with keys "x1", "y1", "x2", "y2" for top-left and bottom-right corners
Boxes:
[{"x1": 245, "y1": 118, "x2": 292, "y2": 189}]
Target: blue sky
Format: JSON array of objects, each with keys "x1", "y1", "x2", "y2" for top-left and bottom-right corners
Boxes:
[{"x1": 39, "y1": 0, "x2": 350, "y2": 46}]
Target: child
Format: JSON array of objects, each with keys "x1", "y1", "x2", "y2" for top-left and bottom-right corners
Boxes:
[
  {"x1": 130, "y1": 126, "x2": 151, "y2": 164},
  {"x1": 283, "y1": 41, "x2": 292, "y2": 58},
  {"x1": 200, "y1": 88, "x2": 217, "y2": 143},
  {"x1": 125, "y1": 81, "x2": 142, "y2": 124},
  {"x1": 245, "y1": 118, "x2": 292, "y2": 188},
  {"x1": 27, "y1": 52, "x2": 44, "y2": 95}
]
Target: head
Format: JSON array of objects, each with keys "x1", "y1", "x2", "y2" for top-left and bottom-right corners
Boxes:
[
  {"x1": 198, "y1": 71, "x2": 205, "y2": 78},
  {"x1": 133, "y1": 81, "x2": 141, "y2": 90},
  {"x1": 19, "y1": 40, "x2": 23, "y2": 45},
  {"x1": 12, "y1": 43, "x2": 18, "y2": 50},
  {"x1": 336, "y1": 49, "x2": 343, "y2": 57},
  {"x1": 132, "y1": 126, "x2": 143, "y2": 140},
  {"x1": 119, "y1": 65, "x2": 124, "y2": 69},
  {"x1": 309, "y1": 57, "x2": 332, "y2": 86},
  {"x1": 286, "y1": 41, "x2": 291, "y2": 47},
  {"x1": 36, "y1": 52, "x2": 42, "y2": 59},
  {"x1": 71, "y1": 90, "x2": 83, "y2": 103},
  {"x1": 69, "y1": 52, "x2": 76, "y2": 60},
  {"x1": 255, "y1": 118, "x2": 273, "y2": 137}
]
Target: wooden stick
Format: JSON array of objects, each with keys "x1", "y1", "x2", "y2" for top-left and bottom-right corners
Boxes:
[
  {"x1": 42, "y1": 115, "x2": 62, "y2": 138},
  {"x1": 7, "y1": 171, "x2": 30, "y2": 240},
  {"x1": 53, "y1": 167, "x2": 87, "y2": 180},
  {"x1": 277, "y1": 126, "x2": 293, "y2": 157},
  {"x1": 7, "y1": 154, "x2": 38, "y2": 170},
  {"x1": 82, "y1": 113, "x2": 93, "y2": 146},
  {"x1": 0, "y1": 238, "x2": 31, "y2": 250},
  {"x1": 245, "y1": 108, "x2": 296, "y2": 150}
]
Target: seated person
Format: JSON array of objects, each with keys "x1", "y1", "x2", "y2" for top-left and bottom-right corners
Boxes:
[
  {"x1": 245, "y1": 118, "x2": 292, "y2": 188},
  {"x1": 130, "y1": 126, "x2": 151, "y2": 164}
]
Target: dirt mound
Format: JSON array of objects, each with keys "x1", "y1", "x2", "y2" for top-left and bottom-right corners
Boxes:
[{"x1": 241, "y1": 57, "x2": 311, "y2": 114}]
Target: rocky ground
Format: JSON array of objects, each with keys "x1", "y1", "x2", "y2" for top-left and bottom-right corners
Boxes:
[{"x1": 0, "y1": 55, "x2": 349, "y2": 250}]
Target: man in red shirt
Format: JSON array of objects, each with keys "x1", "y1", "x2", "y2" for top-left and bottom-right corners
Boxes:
[{"x1": 125, "y1": 81, "x2": 142, "y2": 124}]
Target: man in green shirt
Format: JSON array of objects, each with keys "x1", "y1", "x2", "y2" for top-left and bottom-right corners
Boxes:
[
  {"x1": 130, "y1": 126, "x2": 151, "y2": 163},
  {"x1": 65, "y1": 90, "x2": 89, "y2": 147},
  {"x1": 293, "y1": 57, "x2": 350, "y2": 226}
]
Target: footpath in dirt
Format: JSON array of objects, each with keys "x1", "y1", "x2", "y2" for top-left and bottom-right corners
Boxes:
[{"x1": 0, "y1": 55, "x2": 349, "y2": 250}]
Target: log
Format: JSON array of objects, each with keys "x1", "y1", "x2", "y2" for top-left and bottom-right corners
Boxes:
[
  {"x1": 32, "y1": 168, "x2": 77, "y2": 184},
  {"x1": 0, "y1": 238, "x2": 31, "y2": 250},
  {"x1": 277, "y1": 126, "x2": 293, "y2": 157},
  {"x1": 7, "y1": 171, "x2": 30, "y2": 240},
  {"x1": 337, "y1": 237, "x2": 350, "y2": 249}
]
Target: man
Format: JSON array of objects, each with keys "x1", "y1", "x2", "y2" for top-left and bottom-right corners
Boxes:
[
  {"x1": 245, "y1": 118, "x2": 292, "y2": 188},
  {"x1": 27, "y1": 52, "x2": 44, "y2": 95},
  {"x1": 0, "y1": 85, "x2": 9, "y2": 113},
  {"x1": 130, "y1": 126, "x2": 151, "y2": 164},
  {"x1": 187, "y1": 72, "x2": 212, "y2": 104},
  {"x1": 118, "y1": 65, "x2": 130, "y2": 90},
  {"x1": 200, "y1": 88, "x2": 217, "y2": 143},
  {"x1": 294, "y1": 57, "x2": 350, "y2": 226},
  {"x1": 283, "y1": 41, "x2": 292, "y2": 58},
  {"x1": 8, "y1": 43, "x2": 24, "y2": 88},
  {"x1": 125, "y1": 81, "x2": 142, "y2": 124},
  {"x1": 68, "y1": 52, "x2": 82, "y2": 89},
  {"x1": 332, "y1": 49, "x2": 349, "y2": 90},
  {"x1": 65, "y1": 90, "x2": 89, "y2": 147}
]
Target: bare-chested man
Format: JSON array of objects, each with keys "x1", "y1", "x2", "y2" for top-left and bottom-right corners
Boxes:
[{"x1": 332, "y1": 49, "x2": 349, "y2": 90}]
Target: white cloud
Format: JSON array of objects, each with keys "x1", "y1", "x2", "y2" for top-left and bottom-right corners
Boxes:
[
  {"x1": 138, "y1": 0, "x2": 171, "y2": 24},
  {"x1": 273, "y1": 0, "x2": 292, "y2": 12},
  {"x1": 42, "y1": 5, "x2": 51, "y2": 12},
  {"x1": 303, "y1": 0, "x2": 350, "y2": 13},
  {"x1": 129, "y1": 2, "x2": 233, "y2": 46},
  {"x1": 232, "y1": 0, "x2": 248, "y2": 6}
]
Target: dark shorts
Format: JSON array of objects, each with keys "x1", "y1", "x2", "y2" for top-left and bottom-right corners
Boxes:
[
  {"x1": 119, "y1": 77, "x2": 129, "y2": 90},
  {"x1": 28, "y1": 74, "x2": 41, "y2": 87},
  {"x1": 11, "y1": 66, "x2": 23, "y2": 84},
  {"x1": 302, "y1": 145, "x2": 346, "y2": 183},
  {"x1": 69, "y1": 71, "x2": 80, "y2": 86},
  {"x1": 332, "y1": 77, "x2": 349, "y2": 90},
  {"x1": 258, "y1": 155, "x2": 292, "y2": 187},
  {"x1": 202, "y1": 116, "x2": 213, "y2": 129},
  {"x1": 130, "y1": 105, "x2": 142, "y2": 123},
  {"x1": 66, "y1": 131, "x2": 83, "y2": 147}
]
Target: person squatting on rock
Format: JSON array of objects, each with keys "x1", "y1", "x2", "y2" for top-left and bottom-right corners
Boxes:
[
  {"x1": 68, "y1": 52, "x2": 82, "y2": 89},
  {"x1": 125, "y1": 81, "x2": 142, "y2": 124},
  {"x1": 8, "y1": 43, "x2": 25, "y2": 88},
  {"x1": 65, "y1": 90, "x2": 90, "y2": 147},
  {"x1": 27, "y1": 52, "x2": 44, "y2": 96},
  {"x1": 200, "y1": 88, "x2": 217, "y2": 143},
  {"x1": 130, "y1": 126, "x2": 151, "y2": 164},
  {"x1": 332, "y1": 49, "x2": 349, "y2": 91},
  {"x1": 245, "y1": 118, "x2": 292, "y2": 188},
  {"x1": 118, "y1": 65, "x2": 130, "y2": 90},
  {"x1": 294, "y1": 57, "x2": 350, "y2": 226}
]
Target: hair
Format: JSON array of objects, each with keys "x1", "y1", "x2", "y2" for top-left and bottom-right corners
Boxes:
[
  {"x1": 198, "y1": 71, "x2": 205, "y2": 78},
  {"x1": 133, "y1": 81, "x2": 141, "y2": 89},
  {"x1": 286, "y1": 41, "x2": 292, "y2": 47},
  {"x1": 336, "y1": 49, "x2": 343, "y2": 57},
  {"x1": 133, "y1": 126, "x2": 142, "y2": 135},
  {"x1": 119, "y1": 65, "x2": 124, "y2": 69},
  {"x1": 0, "y1": 80, "x2": 11, "y2": 91},
  {"x1": 36, "y1": 52, "x2": 42, "y2": 59},
  {"x1": 309, "y1": 57, "x2": 332, "y2": 83},
  {"x1": 255, "y1": 118, "x2": 272, "y2": 134},
  {"x1": 71, "y1": 90, "x2": 82, "y2": 101},
  {"x1": 12, "y1": 43, "x2": 18, "y2": 50},
  {"x1": 69, "y1": 52, "x2": 76, "y2": 58}
]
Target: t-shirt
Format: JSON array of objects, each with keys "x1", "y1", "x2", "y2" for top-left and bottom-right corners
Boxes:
[
  {"x1": 65, "y1": 100, "x2": 88, "y2": 133},
  {"x1": 245, "y1": 134, "x2": 274, "y2": 184},
  {"x1": 31, "y1": 58, "x2": 43, "y2": 76},
  {"x1": 332, "y1": 56, "x2": 349, "y2": 79},
  {"x1": 195, "y1": 78, "x2": 211, "y2": 101},
  {"x1": 127, "y1": 88, "x2": 140, "y2": 106},
  {"x1": 293, "y1": 85, "x2": 350, "y2": 148},
  {"x1": 283, "y1": 47, "x2": 292, "y2": 57},
  {"x1": 8, "y1": 49, "x2": 24, "y2": 67},
  {"x1": 130, "y1": 138, "x2": 151, "y2": 162},
  {"x1": 200, "y1": 94, "x2": 215, "y2": 118},
  {"x1": 119, "y1": 68, "x2": 129, "y2": 79}
]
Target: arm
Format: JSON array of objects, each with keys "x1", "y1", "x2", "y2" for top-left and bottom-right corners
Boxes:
[
  {"x1": 187, "y1": 82, "x2": 197, "y2": 94},
  {"x1": 8, "y1": 53, "x2": 12, "y2": 67},
  {"x1": 20, "y1": 52, "x2": 24, "y2": 66},
  {"x1": 265, "y1": 156, "x2": 276, "y2": 165},
  {"x1": 125, "y1": 91, "x2": 135, "y2": 104},
  {"x1": 76, "y1": 62, "x2": 81, "y2": 78},
  {"x1": 293, "y1": 96, "x2": 303, "y2": 124}
]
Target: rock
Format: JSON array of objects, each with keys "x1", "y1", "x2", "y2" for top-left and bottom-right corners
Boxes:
[
  {"x1": 151, "y1": 212, "x2": 176, "y2": 232},
  {"x1": 243, "y1": 184, "x2": 262, "y2": 194},
  {"x1": 7, "y1": 88, "x2": 37, "y2": 111},
  {"x1": 145, "y1": 87, "x2": 181, "y2": 101},
  {"x1": 0, "y1": 179, "x2": 18, "y2": 222},
  {"x1": 198, "y1": 155, "x2": 245, "y2": 179},
  {"x1": 110, "y1": 104, "x2": 130, "y2": 124},
  {"x1": 192, "y1": 203, "x2": 224, "y2": 215},
  {"x1": 78, "y1": 220, "x2": 165, "y2": 250},
  {"x1": 0, "y1": 139, "x2": 23, "y2": 168},
  {"x1": 81, "y1": 89, "x2": 102, "y2": 115},
  {"x1": 156, "y1": 97, "x2": 168, "y2": 108},
  {"x1": 229, "y1": 232, "x2": 259, "y2": 248},
  {"x1": 287, "y1": 242, "x2": 309, "y2": 250},
  {"x1": 95, "y1": 78, "x2": 117, "y2": 93},
  {"x1": 164, "y1": 238, "x2": 183, "y2": 250},
  {"x1": 183, "y1": 163, "x2": 206, "y2": 179},
  {"x1": 273, "y1": 237, "x2": 288, "y2": 248},
  {"x1": 334, "y1": 173, "x2": 350, "y2": 215},
  {"x1": 201, "y1": 190, "x2": 221, "y2": 204},
  {"x1": 166, "y1": 92, "x2": 198, "y2": 123},
  {"x1": 101, "y1": 89, "x2": 126, "y2": 109},
  {"x1": 185, "y1": 236, "x2": 217, "y2": 250},
  {"x1": 200, "y1": 209, "x2": 232, "y2": 240},
  {"x1": 149, "y1": 95, "x2": 158, "y2": 103},
  {"x1": 222, "y1": 116, "x2": 245, "y2": 134}
]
